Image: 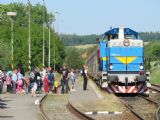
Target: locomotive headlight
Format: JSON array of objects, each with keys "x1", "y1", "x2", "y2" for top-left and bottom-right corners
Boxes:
[
  {"x1": 139, "y1": 63, "x2": 143, "y2": 70},
  {"x1": 109, "y1": 63, "x2": 113, "y2": 70},
  {"x1": 123, "y1": 39, "x2": 130, "y2": 46}
]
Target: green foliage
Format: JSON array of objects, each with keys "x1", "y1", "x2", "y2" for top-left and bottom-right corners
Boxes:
[
  {"x1": 61, "y1": 34, "x2": 100, "y2": 46},
  {"x1": 0, "y1": 3, "x2": 65, "y2": 70},
  {"x1": 65, "y1": 47, "x2": 84, "y2": 69},
  {"x1": 150, "y1": 68, "x2": 160, "y2": 84},
  {"x1": 139, "y1": 32, "x2": 160, "y2": 41},
  {"x1": 61, "y1": 32, "x2": 160, "y2": 46},
  {"x1": 144, "y1": 41, "x2": 160, "y2": 59},
  {"x1": 0, "y1": 41, "x2": 11, "y2": 69}
]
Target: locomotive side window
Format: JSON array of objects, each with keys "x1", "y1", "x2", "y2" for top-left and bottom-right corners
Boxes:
[
  {"x1": 124, "y1": 34, "x2": 137, "y2": 39},
  {"x1": 111, "y1": 34, "x2": 118, "y2": 39},
  {"x1": 106, "y1": 34, "x2": 118, "y2": 41}
]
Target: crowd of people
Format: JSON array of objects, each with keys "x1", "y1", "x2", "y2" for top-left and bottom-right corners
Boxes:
[{"x1": 0, "y1": 64, "x2": 89, "y2": 97}]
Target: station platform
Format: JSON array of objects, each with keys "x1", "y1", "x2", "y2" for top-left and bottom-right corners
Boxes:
[{"x1": 0, "y1": 93, "x2": 44, "y2": 120}]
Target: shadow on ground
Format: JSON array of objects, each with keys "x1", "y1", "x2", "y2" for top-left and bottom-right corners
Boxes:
[
  {"x1": 0, "y1": 98, "x2": 11, "y2": 109},
  {"x1": 0, "y1": 116, "x2": 14, "y2": 118}
]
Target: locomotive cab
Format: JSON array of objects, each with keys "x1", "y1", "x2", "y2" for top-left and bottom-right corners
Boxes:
[{"x1": 98, "y1": 27, "x2": 150, "y2": 93}]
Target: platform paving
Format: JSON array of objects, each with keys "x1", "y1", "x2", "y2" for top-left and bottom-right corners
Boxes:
[{"x1": 0, "y1": 93, "x2": 44, "y2": 120}]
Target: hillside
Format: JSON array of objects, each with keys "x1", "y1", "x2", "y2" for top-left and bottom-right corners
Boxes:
[
  {"x1": 61, "y1": 32, "x2": 160, "y2": 46},
  {"x1": 67, "y1": 44, "x2": 97, "y2": 49}
]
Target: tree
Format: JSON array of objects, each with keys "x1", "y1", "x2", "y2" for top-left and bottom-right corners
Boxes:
[
  {"x1": 0, "y1": 3, "x2": 65, "y2": 70},
  {"x1": 65, "y1": 47, "x2": 84, "y2": 69}
]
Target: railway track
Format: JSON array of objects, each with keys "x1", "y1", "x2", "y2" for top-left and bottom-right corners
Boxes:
[
  {"x1": 149, "y1": 84, "x2": 160, "y2": 120},
  {"x1": 90, "y1": 75, "x2": 160, "y2": 120},
  {"x1": 119, "y1": 95, "x2": 158, "y2": 120},
  {"x1": 39, "y1": 94, "x2": 94, "y2": 120},
  {"x1": 39, "y1": 82, "x2": 160, "y2": 120},
  {"x1": 118, "y1": 83, "x2": 160, "y2": 120},
  {"x1": 150, "y1": 84, "x2": 160, "y2": 92}
]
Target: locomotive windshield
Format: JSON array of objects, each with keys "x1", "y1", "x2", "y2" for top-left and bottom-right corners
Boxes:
[{"x1": 103, "y1": 28, "x2": 139, "y2": 41}]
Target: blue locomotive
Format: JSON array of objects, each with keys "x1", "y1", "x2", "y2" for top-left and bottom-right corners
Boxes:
[{"x1": 87, "y1": 27, "x2": 150, "y2": 93}]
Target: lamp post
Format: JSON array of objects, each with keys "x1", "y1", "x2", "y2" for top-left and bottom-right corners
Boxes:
[
  {"x1": 7, "y1": 12, "x2": 17, "y2": 70},
  {"x1": 28, "y1": 0, "x2": 31, "y2": 70},
  {"x1": 42, "y1": 0, "x2": 45, "y2": 67},
  {"x1": 52, "y1": 22, "x2": 56, "y2": 71},
  {"x1": 48, "y1": 17, "x2": 51, "y2": 68},
  {"x1": 48, "y1": 15, "x2": 54, "y2": 68}
]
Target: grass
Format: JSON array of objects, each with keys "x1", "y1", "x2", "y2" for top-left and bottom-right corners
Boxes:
[
  {"x1": 149, "y1": 61, "x2": 160, "y2": 84},
  {"x1": 150, "y1": 67, "x2": 160, "y2": 84}
]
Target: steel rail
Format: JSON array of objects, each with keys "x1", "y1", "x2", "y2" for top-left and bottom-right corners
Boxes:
[
  {"x1": 68, "y1": 101, "x2": 95, "y2": 120},
  {"x1": 89, "y1": 74, "x2": 160, "y2": 120},
  {"x1": 156, "y1": 106, "x2": 160, "y2": 120},
  {"x1": 119, "y1": 98, "x2": 144, "y2": 120},
  {"x1": 150, "y1": 84, "x2": 160, "y2": 92}
]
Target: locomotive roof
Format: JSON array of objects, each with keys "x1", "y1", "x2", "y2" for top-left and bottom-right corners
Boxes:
[{"x1": 104, "y1": 28, "x2": 138, "y2": 36}]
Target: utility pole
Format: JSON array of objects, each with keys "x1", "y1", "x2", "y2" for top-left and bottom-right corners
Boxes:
[
  {"x1": 53, "y1": 24, "x2": 55, "y2": 70},
  {"x1": 11, "y1": 19, "x2": 14, "y2": 69},
  {"x1": 7, "y1": 12, "x2": 17, "y2": 70},
  {"x1": 28, "y1": 0, "x2": 31, "y2": 70},
  {"x1": 53, "y1": 11, "x2": 61, "y2": 70},
  {"x1": 48, "y1": 16, "x2": 51, "y2": 67},
  {"x1": 42, "y1": 0, "x2": 45, "y2": 67}
]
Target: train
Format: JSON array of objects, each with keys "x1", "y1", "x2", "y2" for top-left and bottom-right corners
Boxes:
[{"x1": 86, "y1": 27, "x2": 150, "y2": 94}]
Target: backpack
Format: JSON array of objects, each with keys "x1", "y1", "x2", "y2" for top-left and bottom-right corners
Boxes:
[
  {"x1": 48, "y1": 73, "x2": 54, "y2": 83},
  {"x1": 29, "y1": 71, "x2": 35, "y2": 82},
  {"x1": 70, "y1": 72, "x2": 75, "y2": 80}
]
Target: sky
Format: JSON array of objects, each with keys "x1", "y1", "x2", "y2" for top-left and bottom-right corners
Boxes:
[{"x1": 0, "y1": 0, "x2": 160, "y2": 35}]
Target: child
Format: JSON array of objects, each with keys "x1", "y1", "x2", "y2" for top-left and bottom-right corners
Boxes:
[
  {"x1": 54, "y1": 77, "x2": 59, "y2": 94},
  {"x1": 44, "y1": 74, "x2": 49, "y2": 93},
  {"x1": 70, "y1": 68, "x2": 76, "y2": 91},
  {"x1": 6, "y1": 73, "x2": 12, "y2": 93},
  {"x1": 25, "y1": 76, "x2": 30, "y2": 93},
  {"x1": 16, "y1": 78, "x2": 23, "y2": 94}
]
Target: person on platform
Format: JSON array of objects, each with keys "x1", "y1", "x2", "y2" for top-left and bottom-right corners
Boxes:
[
  {"x1": 6, "y1": 73, "x2": 12, "y2": 93},
  {"x1": 70, "y1": 68, "x2": 76, "y2": 91},
  {"x1": 44, "y1": 73, "x2": 49, "y2": 93},
  {"x1": 48, "y1": 68, "x2": 54, "y2": 93},
  {"x1": 82, "y1": 65, "x2": 88, "y2": 90},
  {"x1": 61, "y1": 64, "x2": 70, "y2": 94},
  {"x1": 12, "y1": 69, "x2": 18, "y2": 94},
  {"x1": 16, "y1": 72, "x2": 23, "y2": 94},
  {"x1": 0, "y1": 66, "x2": 5, "y2": 94}
]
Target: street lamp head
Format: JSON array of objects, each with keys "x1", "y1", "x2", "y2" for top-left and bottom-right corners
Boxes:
[{"x1": 7, "y1": 12, "x2": 17, "y2": 16}]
